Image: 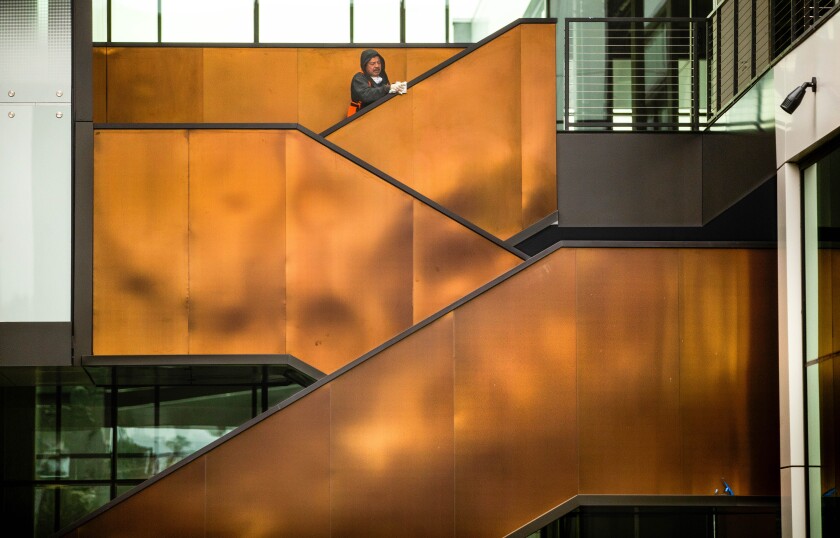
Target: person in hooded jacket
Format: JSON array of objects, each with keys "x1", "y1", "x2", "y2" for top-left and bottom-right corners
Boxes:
[{"x1": 348, "y1": 49, "x2": 406, "y2": 117}]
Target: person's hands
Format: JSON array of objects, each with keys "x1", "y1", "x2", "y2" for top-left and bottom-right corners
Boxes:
[{"x1": 394, "y1": 81, "x2": 407, "y2": 94}]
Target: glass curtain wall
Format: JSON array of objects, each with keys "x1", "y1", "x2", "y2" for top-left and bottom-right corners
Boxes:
[
  {"x1": 1, "y1": 371, "x2": 309, "y2": 537},
  {"x1": 803, "y1": 144, "x2": 840, "y2": 538},
  {"x1": 93, "y1": 0, "x2": 546, "y2": 44}
]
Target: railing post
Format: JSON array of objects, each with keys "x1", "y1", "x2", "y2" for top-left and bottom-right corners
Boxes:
[
  {"x1": 564, "y1": 18, "x2": 570, "y2": 131},
  {"x1": 733, "y1": 0, "x2": 739, "y2": 95},
  {"x1": 692, "y1": 21, "x2": 700, "y2": 131}
]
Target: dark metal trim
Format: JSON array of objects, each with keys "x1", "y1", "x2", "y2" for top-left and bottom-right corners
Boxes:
[
  {"x1": 81, "y1": 354, "x2": 326, "y2": 381},
  {"x1": 0, "y1": 322, "x2": 72, "y2": 366},
  {"x1": 73, "y1": 123, "x2": 94, "y2": 361},
  {"x1": 504, "y1": 495, "x2": 782, "y2": 538},
  {"x1": 319, "y1": 18, "x2": 557, "y2": 137},
  {"x1": 564, "y1": 17, "x2": 708, "y2": 23},
  {"x1": 296, "y1": 125, "x2": 528, "y2": 259},
  {"x1": 92, "y1": 42, "x2": 466, "y2": 49},
  {"x1": 733, "y1": 0, "x2": 739, "y2": 95},
  {"x1": 550, "y1": 240, "x2": 776, "y2": 249},
  {"x1": 506, "y1": 211, "x2": 559, "y2": 246}
]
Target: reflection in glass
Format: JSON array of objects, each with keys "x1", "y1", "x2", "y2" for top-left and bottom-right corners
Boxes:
[
  {"x1": 353, "y1": 0, "x2": 401, "y2": 43},
  {"x1": 7, "y1": 367, "x2": 311, "y2": 534},
  {"x1": 260, "y1": 0, "x2": 351, "y2": 43},
  {"x1": 111, "y1": 0, "x2": 158, "y2": 42},
  {"x1": 161, "y1": 0, "x2": 254, "y2": 43},
  {"x1": 92, "y1": 0, "x2": 108, "y2": 42},
  {"x1": 707, "y1": 69, "x2": 774, "y2": 132},
  {"x1": 803, "y1": 144, "x2": 840, "y2": 538}
]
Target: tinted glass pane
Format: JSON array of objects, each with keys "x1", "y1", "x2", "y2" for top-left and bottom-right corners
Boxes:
[
  {"x1": 33, "y1": 486, "x2": 55, "y2": 538},
  {"x1": 353, "y1": 0, "x2": 401, "y2": 43},
  {"x1": 161, "y1": 0, "x2": 254, "y2": 43},
  {"x1": 266, "y1": 383, "x2": 304, "y2": 408},
  {"x1": 111, "y1": 0, "x2": 157, "y2": 42},
  {"x1": 260, "y1": 0, "x2": 350, "y2": 43},
  {"x1": 59, "y1": 485, "x2": 110, "y2": 529},
  {"x1": 405, "y1": 0, "x2": 446, "y2": 43}
]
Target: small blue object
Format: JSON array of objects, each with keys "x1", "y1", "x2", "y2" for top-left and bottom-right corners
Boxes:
[
  {"x1": 823, "y1": 487, "x2": 836, "y2": 497},
  {"x1": 722, "y1": 478, "x2": 734, "y2": 496}
]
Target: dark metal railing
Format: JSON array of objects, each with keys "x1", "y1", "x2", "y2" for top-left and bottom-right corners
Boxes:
[
  {"x1": 564, "y1": 18, "x2": 707, "y2": 132},
  {"x1": 708, "y1": 0, "x2": 839, "y2": 120}
]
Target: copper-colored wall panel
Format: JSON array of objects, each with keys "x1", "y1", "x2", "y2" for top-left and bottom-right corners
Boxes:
[
  {"x1": 100, "y1": 46, "x2": 461, "y2": 131},
  {"x1": 519, "y1": 24, "x2": 558, "y2": 226},
  {"x1": 203, "y1": 49, "x2": 299, "y2": 123},
  {"x1": 577, "y1": 248, "x2": 682, "y2": 494},
  {"x1": 327, "y1": 25, "x2": 557, "y2": 240},
  {"x1": 412, "y1": 201, "x2": 520, "y2": 322},
  {"x1": 285, "y1": 132, "x2": 413, "y2": 373},
  {"x1": 405, "y1": 48, "x2": 463, "y2": 80},
  {"x1": 205, "y1": 387, "x2": 331, "y2": 537},
  {"x1": 412, "y1": 30, "x2": 522, "y2": 239},
  {"x1": 331, "y1": 315, "x2": 455, "y2": 537},
  {"x1": 680, "y1": 249, "x2": 779, "y2": 495},
  {"x1": 106, "y1": 48, "x2": 203, "y2": 122},
  {"x1": 324, "y1": 90, "x2": 415, "y2": 184},
  {"x1": 92, "y1": 48, "x2": 107, "y2": 123},
  {"x1": 93, "y1": 130, "x2": 190, "y2": 355},
  {"x1": 78, "y1": 459, "x2": 206, "y2": 537},
  {"x1": 454, "y1": 250, "x2": 578, "y2": 537},
  {"x1": 188, "y1": 130, "x2": 286, "y2": 354}
]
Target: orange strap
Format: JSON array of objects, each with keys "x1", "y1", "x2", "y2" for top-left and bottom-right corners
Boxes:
[{"x1": 347, "y1": 73, "x2": 372, "y2": 117}]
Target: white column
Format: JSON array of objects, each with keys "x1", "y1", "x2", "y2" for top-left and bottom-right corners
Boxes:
[{"x1": 777, "y1": 162, "x2": 807, "y2": 538}]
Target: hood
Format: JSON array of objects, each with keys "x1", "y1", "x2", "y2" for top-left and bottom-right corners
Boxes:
[{"x1": 360, "y1": 49, "x2": 387, "y2": 77}]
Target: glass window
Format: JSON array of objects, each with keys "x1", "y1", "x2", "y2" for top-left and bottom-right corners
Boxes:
[
  {"x1": 405, "y1": 0, "x2": 446, "y2": 43},
  {"x1": 260, "y1": 0, "x2": 350, "y2": 43},
  {"x1": 92, "y1": 0, "x2": 108, "y2": 42},
  {"x1": 803, "y1": 146, "x2": 840, "y2": 537},
  {"x1": 111, "y1": 0, "x2": 158, "y2": 42},
  {"x1": 59, "y1": 485, "x2": 110, "y2": 529},
  {"x1": 161, "y1": 0, "x2": 254, "y2": 43},
  {"x1": 353, "y1": 0, "x2": 401, "y2": 43}
]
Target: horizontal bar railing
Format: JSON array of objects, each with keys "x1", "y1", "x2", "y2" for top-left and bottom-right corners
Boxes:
[
  {"x1": 565, "y1": 17, "x2": 707, "y2": 132},
  {"x1": 707, "y1": 0, "x2": 839, "y2": 122}
]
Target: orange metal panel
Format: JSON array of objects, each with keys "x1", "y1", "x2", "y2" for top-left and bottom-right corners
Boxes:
[
  {"x1": 577, "y1": 248, "x2": 682, "y2": 494},
  {"x1": 203, "y1": 49, "x2": 298, "y2": 123},
  {"x1": 411, "y1": 30, "x2": 523, "y2": 239},
  {"x1": 325, "y1": 26, "x2": 556, "y2": 240},
  {"x1": 106, "y1": 48, "x2": 203, "y2": 122},
  {"x1": 680, "y1": 249, "x2": 779, "y2": 496},
  {"x1": 92, "y1": 47, "x2": 107, "y2": 123},
  {"x1": 519, "y1": 23, "x2": 558, "y2": 228},
  {"x1": 412, "y1": 200, "x2": 520, "y2": 322},
  {"x1": 285, "y1": 132, "x2": 413, "y2": 373},
  {"x1": 205, "y1": 387, "x2": 331, "y2": 537},
  {"x1": 187, "y1": 130, "x2": 286, "y2": 354},
  {"x1": 93, "y1": 130, "x2": 189, "y2": 355},
  {"x1": 78, "y1": 459, "x2": 206, "y2": 537},
  {"x1": 331, "y1": 315, "x2": 455, "y2": 537},
  {"x1": 323, "y1": 90, "x2": 415, "y2": 182},
  {"x1": 405, "y1": 48, "x2": 463, "y2": 80},
  {"x1": 454, "y1": 250, "x2": 578, "y2": 537}
]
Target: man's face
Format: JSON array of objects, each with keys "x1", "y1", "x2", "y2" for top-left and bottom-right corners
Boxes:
[{"x1": 365, "y1": 56, "x2": 382, "y2": 77}]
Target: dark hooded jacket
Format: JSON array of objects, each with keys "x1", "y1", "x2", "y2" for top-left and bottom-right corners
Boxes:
[{"x1": 350, "y1": 49, "x2": 391, "y2": 109}]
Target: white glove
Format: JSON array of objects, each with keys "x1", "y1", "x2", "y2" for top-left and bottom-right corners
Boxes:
[
  {"x1": 388, "y1": 84, "x2": 397, "y2": 94},
  {"x1": 393, "y1": 81, "x2": 407, "y2": 94}
]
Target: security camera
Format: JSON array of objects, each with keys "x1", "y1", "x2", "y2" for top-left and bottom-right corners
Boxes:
[{"x1": 780, "y1": 77, "x2": 817, "y2": 114}]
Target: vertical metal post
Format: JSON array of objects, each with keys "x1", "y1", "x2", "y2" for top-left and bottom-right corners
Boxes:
[
  {"x1": 733, "y1": 0, "x2": 739, "y2": 95},
  {"x1": 692, "y1": 21, "x2": 700, "y2": 131},
  {"x1": 400, "y1": 0, "x2": 406, "y2": 43},
  {"x1": 110, "y1": 369, "x2": 118, "y2": 500},
  {"x1": 350, "y1": 0, "x2": 354, "y2": 43},
  {"x1": 564, "y1": 19, "x2": 570, "y2": 130},
  {"x1": 716, "y1": 10, "x2": 721, "y2": 113},
  {"x1": 157, "y1": 0, "x2": 162, "y2": 43},
  {"x1": 254, "y1": 0, "x2": 260, "y2": 44},
  {"x1": 751, "y1": 0, "x2": 757, "y2": 78},
  {"x1": 445, "y1": 0, "x2": 449, "y2": 43},
  {"x1": 106, "y1": 0, "x2": 111, "y2": 42}
]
